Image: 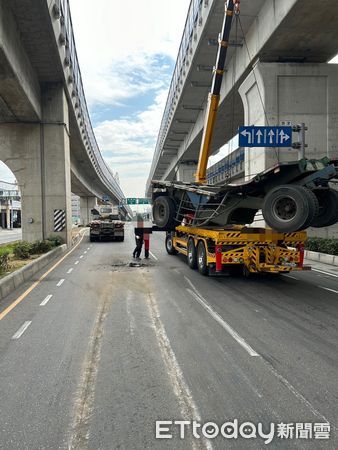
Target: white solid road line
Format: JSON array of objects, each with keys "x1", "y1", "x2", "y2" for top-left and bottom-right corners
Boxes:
[
  {"x1": 56, "y1": 279, "x2": 65, "y2": 287},
  {"x1": 184, "y1": 278, "x2": 329, "y2": 421},
  {"x1": 319, "y1": 286, "x2": 338, "y2": 294},
  {"x1": 40, "y1": 294, "x2": 53, "y2": 306},
  {"x1": 149, "y1": 251, "x2": 158, "y2": 261},
  {"x1": 283, "y1": 274, "x2": 297, "y2": 280},
  {"x1": 12, "y1": 321, "x2": 32, "y2": 339},
  {"x1": 187, "y1": 288, "x2": 259, "y2": 357},
  {"x1": 184, "y1": 276, "x2": 259, "y2": 357},
  {"x1": 312, "y1": 268, "x2": 338, "y2": 278},
  {"x1": 67, "y1": 268, "x2": 74, "y2": 274},
  {"x1": 74, "y1": 261, "x2": 79, "y2": 265}
]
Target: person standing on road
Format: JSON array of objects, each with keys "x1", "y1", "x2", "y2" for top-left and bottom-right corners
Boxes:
[{"x1": 133, "y1": 230, "x2": 143, "y2": 259}]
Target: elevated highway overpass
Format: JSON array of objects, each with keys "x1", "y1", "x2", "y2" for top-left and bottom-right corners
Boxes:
[
  {"x1": 147, "y1": 0, "x2": 338, "y2": 207},
  {"x1": 0, "y1": 0, "x2": 131, "y2": 244}
]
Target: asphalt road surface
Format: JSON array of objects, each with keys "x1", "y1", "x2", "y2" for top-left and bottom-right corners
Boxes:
[
  {"x1": 0, "y1": 223, "x2": 337, "y2": 449},
  {"x1": 0, "y1": 228, "x2": 22, "y2": 244}
]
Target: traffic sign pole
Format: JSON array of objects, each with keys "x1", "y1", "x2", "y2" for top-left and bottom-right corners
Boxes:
[{"x1": 292, "y1": 123, "x2": 308, "y2": 159}]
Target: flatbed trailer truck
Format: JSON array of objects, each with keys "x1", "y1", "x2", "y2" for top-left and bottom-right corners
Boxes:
[
  {"x1": 150, "y1": 0, "x2": 319, "y2": 275},
  {"x1": 89, "y1": 219, "x2": 125, "y2": 242},
  {"x1": 165, "y1": 225, "x2": 308, "y2": 276}
]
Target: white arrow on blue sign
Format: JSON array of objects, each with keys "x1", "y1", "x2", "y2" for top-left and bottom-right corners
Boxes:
[{"x1": 239, "y1": 126, "x2": 292, "y2": 148}]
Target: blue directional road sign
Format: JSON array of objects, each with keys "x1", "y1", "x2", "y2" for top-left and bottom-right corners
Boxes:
[{"x1": 239, "y1": 126, "x2": 292, "y2": 148}]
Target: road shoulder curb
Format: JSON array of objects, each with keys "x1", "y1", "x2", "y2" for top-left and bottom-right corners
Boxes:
[{"x1": 0, "y1": 244, "x2": 67, "y2": 301}]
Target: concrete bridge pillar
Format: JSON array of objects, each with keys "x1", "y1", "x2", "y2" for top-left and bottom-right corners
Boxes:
[
  {"x1": 80, "y1": 196, "x2": 97, "y2": 225},
  {"x1": 41, "y1": 83, "x2": 72, "y2": 246},
  {"x1": 176, "y1": 162, "x2": 197, "y2": 182},
  {"x1": 0, "y1": 83, "x2": 72, "y2": 245},
  {"x1": 238, "y1": 62, "x2": 338, "y2": 181},
  {"x1": 238, "y1": 62, "x2": 338, "y2": 235}
]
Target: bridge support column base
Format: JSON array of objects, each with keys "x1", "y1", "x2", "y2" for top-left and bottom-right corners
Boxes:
[{"x1": 80, "y1": 197, "x2": 97, "y2": 226}]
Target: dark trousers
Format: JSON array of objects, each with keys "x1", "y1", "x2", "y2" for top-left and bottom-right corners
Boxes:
[{"x1": 133, "y1": 241, "x2": 143, "y2": 258}]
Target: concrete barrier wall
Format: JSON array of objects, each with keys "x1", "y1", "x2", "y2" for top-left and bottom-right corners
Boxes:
[
  {"x1": 0, "y1": 244, "x2": 67, "y2": 300},
  {"x1": 305, "y1": 250, "x2": 338, "y2": 266}
]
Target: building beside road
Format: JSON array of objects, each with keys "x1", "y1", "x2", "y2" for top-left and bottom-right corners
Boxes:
[{"x1": 0, "y1": 182, "x2": 21, "y2": 229}]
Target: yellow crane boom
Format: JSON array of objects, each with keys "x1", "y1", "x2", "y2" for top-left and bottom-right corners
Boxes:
[{"x1": 195, "y1": 0, "x2": 239, "y2": 183}]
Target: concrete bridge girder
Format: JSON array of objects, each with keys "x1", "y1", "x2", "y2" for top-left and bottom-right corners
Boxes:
[{"x1": 0, "y1": 0, "x2": 41, "y2": 121}]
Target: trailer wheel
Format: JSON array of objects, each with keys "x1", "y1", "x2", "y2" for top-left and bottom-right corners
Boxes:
[
  {"x1": 299, "y1": 188, "x2": 319, "y2": 230},
  {"x1": 153, "y1": 196, "x2": 176, "y2": 229},
  {"x1": 165, "y1": 233, "x2": 178, "y2": 255},
  {"x1": 262, "y1": 185, "x2": 315, "y2": 232},
  {"x1": 311, "y1": 189, "x2": 338, "y2": 228},
  {"x1": 197, "y1": 241, "x2": 208, "y2": 276},
  {"x1": 187, "y1": 238, "x2": 197, "y2": 269}
]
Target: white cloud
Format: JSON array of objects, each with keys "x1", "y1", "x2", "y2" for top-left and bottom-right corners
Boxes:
[
  {"x1": 95, "y1": 90, "x2": 167, "y2": 196},
  {"x1": 69, "y1": 0, "x2": 191, "y2": 197},
  {"x1": 80, "y1": 54, "x2": 170, "y2": 107},
  {"x1": 70, "y1": 1, "x2": 189, "y2": 62},
  {"x1": 70, "y1": 0, "x2": 190, "y2": 106}
]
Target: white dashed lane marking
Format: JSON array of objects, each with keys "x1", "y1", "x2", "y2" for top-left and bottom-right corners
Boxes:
[
  {"x1": 312, "y1": 268, "x2": 338, "y2": 278},
  {"x1": 40, "y1": 295, "x2": 53, "y2": 306},
  {"x1": 319, "y1": 286, "x2": 338, "y2": 294},
  {"x1": 283, "y1": 274, "x2": 297, "y2": 280},
  {"x1": 12, "y1": 321, "x2": 32, "y2": 340},
  {"x1": 56, "y1": 279, "x2": 65, "y2": 287}
]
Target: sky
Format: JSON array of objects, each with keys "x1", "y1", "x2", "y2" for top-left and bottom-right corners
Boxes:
[
  {"x1": 0, "y1": 0, "x2": 191, "y2": 197},
  {"x1": 69, "y1": 0, "x2": 191, "y2": 198}
]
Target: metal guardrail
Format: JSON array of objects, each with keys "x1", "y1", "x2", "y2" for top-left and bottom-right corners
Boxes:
[
  {"x1": 55, "y1": 0, "x2": 131, "y2": 215},
  {"x1": 148, "y1": 0, "x2": 204, "y2": 180}
]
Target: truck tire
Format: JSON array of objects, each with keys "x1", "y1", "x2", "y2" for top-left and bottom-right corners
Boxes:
[
  {"x1": 187, "y1": 238, "x2": 197, "y2": 269},
  {"x1": 165, "y1": 233, "x2": 178, "y2": 255},
  {"x1": 311, "y1": 189, "x2": 338, "y2": 228},
  {"x1": 262, "y1": 185, "x2": 315, "y2": 232},
  {"x1": 299, "y1": 188, "x2": 319, "y2": 230},
  {"x1": 197, "y1": 241, "x2": 208, "y2": 276},
  {"x1": 90, "y1": 236, "x2": 96, "y2": 242},
  {"x1": 153, "y1": 196, "x2": 176, "y2": 229}
]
